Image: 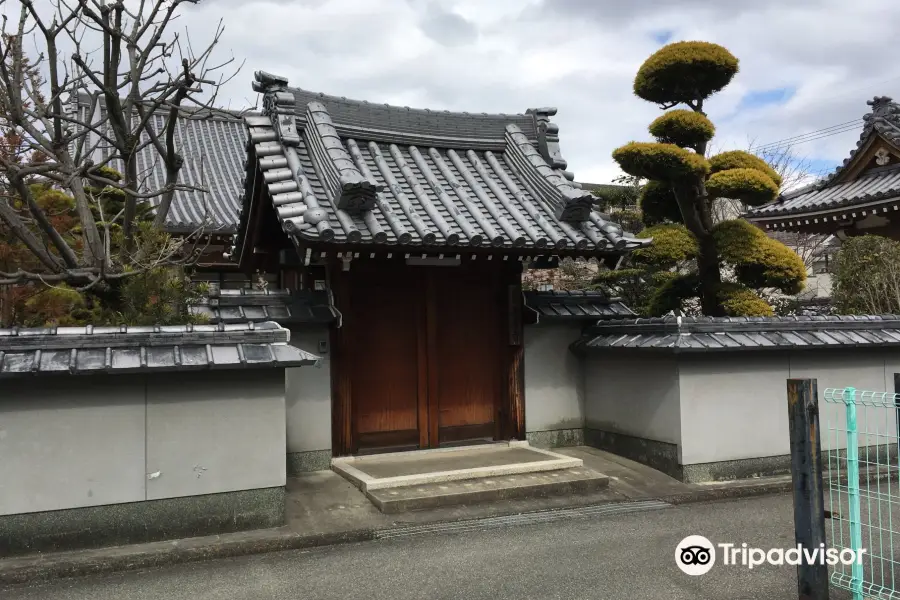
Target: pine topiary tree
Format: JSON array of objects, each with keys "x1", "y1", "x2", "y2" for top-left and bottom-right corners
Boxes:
[{"x1": 610, "y1": 41, "x2": 806, "y2": 316}]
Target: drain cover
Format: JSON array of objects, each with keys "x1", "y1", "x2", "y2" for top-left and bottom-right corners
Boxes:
[{"x1": 374, "y1": 499, "x2": 672, "y2": 540}]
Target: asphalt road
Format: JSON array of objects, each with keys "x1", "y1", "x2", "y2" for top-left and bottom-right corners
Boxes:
[{"x1": 0, "y1": 492, "x2": 871, "y2": 600}]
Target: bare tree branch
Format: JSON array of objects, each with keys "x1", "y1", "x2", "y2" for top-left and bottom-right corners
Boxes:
[{"x1": 0, "y1": 0, "x2": 242, "y2": 297}]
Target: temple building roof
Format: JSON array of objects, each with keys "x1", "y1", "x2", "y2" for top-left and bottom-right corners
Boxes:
[
  {"x1": 746, "y1": 96, "x2": 900, "y2": 235},
  {"x1": 70, "y1": 93, "x2": 249, "y2": 235},
  {"x1": 230, "y1": 71, "x2": 650, "y2": 262}
]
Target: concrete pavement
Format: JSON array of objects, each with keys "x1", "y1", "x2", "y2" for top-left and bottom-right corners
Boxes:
[{"x1": 1, "y1": 491, "x2": 863, "y2": 600}]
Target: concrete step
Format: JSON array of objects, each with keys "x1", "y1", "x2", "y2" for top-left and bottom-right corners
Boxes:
[
  {"x1": 331, "y1": 442, "x2": 584, "y2": 492},
  {"x1": 366, "y1": 467, "x2": 610, "y2": 514}
]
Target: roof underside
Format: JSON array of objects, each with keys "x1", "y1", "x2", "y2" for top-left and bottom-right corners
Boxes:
[
  {"x1": 72, "y1": 95, "x2": 249, "y2": 235},
  {"x1": 231, "y1": 72, "x2": 649, "y2": 258},
  {"x1": 747, "y1": 96, "x2": 900, "y2": 227}
]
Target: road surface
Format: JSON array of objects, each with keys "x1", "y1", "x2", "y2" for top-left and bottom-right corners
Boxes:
[{"x1": 0, "y1": 491, "x2": 871, "y2": 599}]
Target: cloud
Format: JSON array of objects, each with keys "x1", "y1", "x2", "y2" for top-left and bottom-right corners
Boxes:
[
  {"x1": 415, "y1": 1, "x2": 479, "y2": 47},
  {"x1": 18, "y1": 0, "x2": 900, "y2": 185}
]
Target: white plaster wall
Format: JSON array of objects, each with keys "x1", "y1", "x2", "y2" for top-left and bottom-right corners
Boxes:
[
  {"x1": 524, "y1": 323, "x2": 585, "y2": 432},
  {"x1": 678, "y1": 353, "x2": 790, "y2": 465},
  {"x1": 145, "y1": 371, "x2": 286, "y2": 500},
  {"x1": 583, "y1": 353, "x2": 681, "y2": 445},
  {"x1": 790, "y1": 349, "x2": 898, "y2": 451},
  {"x1": 0, "y1": 378, "x2": 146, "y2": 516},
  {"x1": 0, "y1": 370, "x2": 289, "y2": 516},
  {"x1": 286, "y1": 327, "x2": 332, "y2": 453}
]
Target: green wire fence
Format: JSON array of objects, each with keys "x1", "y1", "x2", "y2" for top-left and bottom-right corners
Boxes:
[{"x1": 823, "y1": 386, "x2": 900, "y2": 600}]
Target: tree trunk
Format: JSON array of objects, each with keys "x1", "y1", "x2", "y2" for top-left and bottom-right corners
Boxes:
[
  {"x1": 673, "y1": 181, "x2": 725, "y2": 316},
  {"x1": 696, "y1": 233, "x2": 724, "y2": 316}
]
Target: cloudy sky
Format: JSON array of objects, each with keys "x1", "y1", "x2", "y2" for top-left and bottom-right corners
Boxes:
[{"x1": 25, "y1": 0, "x2": 900, "y2": 185}]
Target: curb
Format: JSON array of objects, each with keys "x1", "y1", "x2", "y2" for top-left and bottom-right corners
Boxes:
[
  {"x1": 0, "y1": 529, "x2": 375, "y2": 586},
  {"x1": 0, "y1": 472, "x2": 855, "y2": 586}
]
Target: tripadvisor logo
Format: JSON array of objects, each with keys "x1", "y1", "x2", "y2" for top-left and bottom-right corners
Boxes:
[{"x1": 675, "y1": 535, "x2": 866, "y2": 576}]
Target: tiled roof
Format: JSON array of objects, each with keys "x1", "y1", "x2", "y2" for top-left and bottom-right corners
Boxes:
[
  {"x1": 747, "y1": 96, "x2": 900, "y2": 223},
  {"x1": 523, "y1": 290, "x2": 635, "y2": 321},
  {"x1": 572, "y1": 315, "x2": 900, "y2": 353},
  {"x1": 748, "y1": 167, "x2": 900, "y2": 218},
  {"x1": 230, "y1": 72, "x2": 650, "y2": 259},
  {"x1": 190, "y1": 285, "x2": 337, "y2": 325},
  {"x1": 0, "y1": 321, "x2": 319, "y2": 378},
  {"x1": 70, "y1": 93, "x2": 250, "y2": 234}
]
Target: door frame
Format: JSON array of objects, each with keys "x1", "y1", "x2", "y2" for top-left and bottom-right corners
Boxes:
[{"x1": 328, "y1": 255, "x2": 525, "y2": 457}]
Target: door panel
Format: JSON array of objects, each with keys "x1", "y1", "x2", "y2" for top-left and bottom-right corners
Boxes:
[
  {"x1": 349, "y1": 267, "x2": 422, "y2": 452},
  {"x1": 429, "y1": 268, "x2": 502, "y2": 445},
  {"x1": 341, "y1": 261, "x2": 508, "y2": 454}
]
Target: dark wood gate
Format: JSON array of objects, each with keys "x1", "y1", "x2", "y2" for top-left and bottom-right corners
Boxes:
[
  {"x1": 428, "y1": 267, "x2": 503, "y2": 446},
  {"x1": 330, "y1": 259, "x2": 515, "y2": 455}
]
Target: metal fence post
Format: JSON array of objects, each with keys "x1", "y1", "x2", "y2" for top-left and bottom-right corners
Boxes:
[
  {"x1": 787, "y1": 378, "x2": 829, "y2": 600},
  {"x1": 843, "y1": 387, "x2": 864, "y2": 600}
]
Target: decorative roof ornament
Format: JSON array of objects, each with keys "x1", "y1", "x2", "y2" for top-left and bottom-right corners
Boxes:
[
  {"x1": 527, "y1": 107, "x2": 576, "y2": 181},
  {"x1": 868, "y1": 95, "x2": 894, "y2": 112},
  {"x1": 875, "y1": 147, "x2": 891, "y2": 166},
  {"x1": 254, "y1": 270, "x2": 269, "y2": 291},
  {"x1": 254, "y1": 71, "x2": 300, "y2": 146}
]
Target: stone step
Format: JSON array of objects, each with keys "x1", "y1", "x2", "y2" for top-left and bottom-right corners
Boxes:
[
  {"x1": 366, "y1": 467, "x2": 610, "y2": 514},
  {"x1": 331, "y1": 442, "x2": 584, "y2": 492}
]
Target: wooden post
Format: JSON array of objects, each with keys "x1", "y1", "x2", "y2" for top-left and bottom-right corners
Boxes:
[
  {"x1": 503, "y1": 262, "x2": 525, "y2": 441},
  {"x1": 786, "y1": 378, "x2": 829, "y2": 600},
  {"x1": 329, "y1": 257, "x2": 353, "y2": 456}
]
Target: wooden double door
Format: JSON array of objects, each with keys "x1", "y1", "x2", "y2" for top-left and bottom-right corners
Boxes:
[{"x1": 333, "y1": 260, "x2": 513, "y2": 454}]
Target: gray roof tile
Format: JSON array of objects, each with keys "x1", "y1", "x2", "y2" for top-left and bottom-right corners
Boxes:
[
  {"x1": 230, "y1": 73, "x2": 651, "y2": 258},
  {"x1": 0, "y1": 321, "x2": 318, "y2": 378},
  {"x1": 523, "y1": 290, "x2": 635, "y2": 321},
  {"x1": 573, "y1": 314, "x2": 900, "y2": 353},
  {"x1": 71, "y1": 93, "x2": 250, "y2": 234},
  {"x1": 190, "y1": 284, "x2": 337, "y2": 325}
]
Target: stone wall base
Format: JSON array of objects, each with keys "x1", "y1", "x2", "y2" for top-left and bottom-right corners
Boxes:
[
  {"x1": 584, "y1": 428, "x2": 682, "y2": 479},
  {"x1": 679, "y1": 456, "x2": 791, "y2": 484},
  {"x1": 287, "y1": 450, "x2": 332, "y2": 475},
  {"x1": 525, "y1": 428, "x2": 584, "y2": 449},
  {"x1": 0, "y1": 486, "x2": 285, "y2": 558}
]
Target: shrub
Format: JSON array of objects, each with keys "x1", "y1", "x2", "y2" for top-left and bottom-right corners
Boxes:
[
  {"x1": 639, "y1": 181, "x2": 683, "y2": 226},
  {"x1": 632, "y1": 223, "x2": 699, "y2": 269},
  {"x1": 634, "y1": 41, "x2": 739, "y2": 105},
  {"x1": 832, "y1": 235, "x2": 900, "y2": 314},
  {"x1": 709, "y1": 150, "x2": 783, "y2": 187},
  {"x1": 716, "y1": 283, "x2": 774, "y2": 317},
  {"x1": 706, "y1": 168, "x2": 779, "y2": 206},
  {"x1": 648, "y1": 109, "x2": 716, "y2": 148},
  {"x1": 612, "y1": 142, "x2": 710, "y2": 181},
  {"x1": 713, "y1": 220, "x2": 807, "y2": 294}
]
